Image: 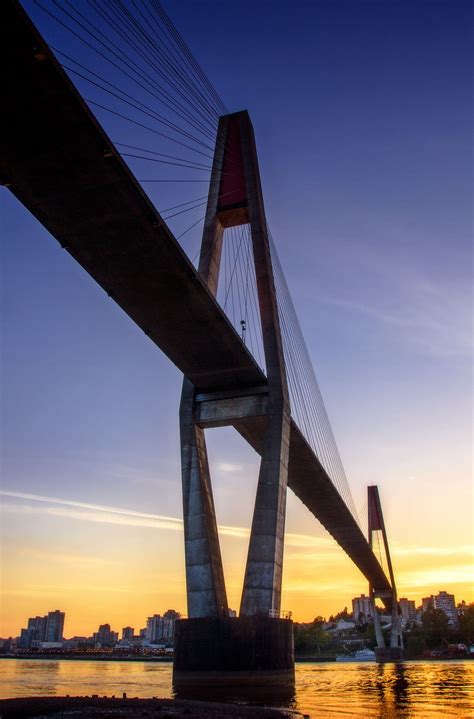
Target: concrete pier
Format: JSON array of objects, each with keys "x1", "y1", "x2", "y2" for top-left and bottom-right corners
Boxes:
[
  {"x1": 173, "y1": 617, "x2": 295, "y2": 688},
  {"x1": 375, "y1": 646, "x2": 404, "y2": 663}
]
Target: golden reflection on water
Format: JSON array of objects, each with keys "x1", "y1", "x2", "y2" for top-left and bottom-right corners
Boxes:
[
  {"x1": 295, "y1": 661, "x2": 473, "y2": 717},
  {"x1": 0, "y1": 659, "x2": 473, "y2": 718}
]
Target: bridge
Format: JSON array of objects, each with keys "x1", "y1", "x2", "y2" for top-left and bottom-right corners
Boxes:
[{"x1": 2, "y1": 0, "x2": 403, "y2": 682}]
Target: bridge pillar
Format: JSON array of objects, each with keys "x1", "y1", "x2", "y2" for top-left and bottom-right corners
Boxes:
[
  {"x1": 175, "y1": 110, "x2": 294, "y2": 688},
  {"x1": 368, "y1": 486, "x2": 404, "y2": 662},
  {"x1": 370, "y1": 591, "x2": 386, "y2": 649},
  {"x1": 180, "y1": 378, "x2": 228, "y2": 618},
  {"x1": 237, "y1": 112, "x2": 291, "y2": 617}
]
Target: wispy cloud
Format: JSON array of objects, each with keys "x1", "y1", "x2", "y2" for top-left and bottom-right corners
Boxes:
[
  {"x1": 3, "y1": 491, "x2": 472, "y2": 579},
  {"x1": 0, "y1": 490, "x2": 324, "y2": 548},
  {"x1": 217, "y1": 463, "x2": 243, "y2": 474},
  {"x1": 3, "y1": 584, "x2": 134, "y2": 597},
  {"x1": 398, "y1": 564, "x2": 474, "y2": 589},
  {"x1": 322, "y1": 280, "x2": 472, "y2": 358},
  {"x1": 18, "y1": 548, "x2": 119, "y2": 568},
  {"x1": 0, "y1": 490, "x2": 182, "y2": 527},
  {"x1": 307, "y1": 235, "x2": 472, "y2": 359},
  {"x1": 393, "y1": 544, "x2": 474, "y2": 558}
]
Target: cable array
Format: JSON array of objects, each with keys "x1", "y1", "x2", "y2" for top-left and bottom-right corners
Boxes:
[
  {"x1": 268, "y1": 231, "x2": 360, "y2": 522},
  {"x1": 28, "y1": 0, "x2": 360, "y2": 523},
  {"x1": 216, "y1": 225, "x2": 266, "y2": 373},
  {"x1": 29, "y1": 0, "x2": 236, "y2": 260}
]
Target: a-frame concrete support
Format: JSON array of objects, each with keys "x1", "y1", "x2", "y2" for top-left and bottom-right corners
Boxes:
[
  {"x1": 179, "y1": 111, "x2": 290, "y2": 620},
  {"x1": 175, "y1": 111, "x2": 293, "y2": 687},
  {"x1": 368, "y1": 485, "x2": 404, "y2": 661}
]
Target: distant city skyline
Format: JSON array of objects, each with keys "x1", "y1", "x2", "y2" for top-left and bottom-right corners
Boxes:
[
  {"x1": 8, "y1": 590, "x2": 469, "y2": 640},
  {"x1": 1, "y1": 0, "x2": 472, "y2": 636}
]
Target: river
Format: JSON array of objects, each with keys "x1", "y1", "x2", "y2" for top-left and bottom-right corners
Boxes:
[{"x1": 0, "y1": 658, "x2": 472, "y2": 717}]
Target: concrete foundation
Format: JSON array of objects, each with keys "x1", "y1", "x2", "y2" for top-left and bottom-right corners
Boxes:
[
  {"x1": 375, "y1": 646, "x2": 404, "y2": 663},
  {"x1": 173, "y1": 617, "x2": 295, "y2": 687}
]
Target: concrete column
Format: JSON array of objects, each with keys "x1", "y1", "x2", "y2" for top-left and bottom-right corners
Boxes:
[
  {"x1": 371, "y1": 593, "x2": 386, "y2": 649},
  {"x1": 390, "y1": 592, "x2": 402, "y2": 648},
  {"x1": 238, "y1": 113, "x2": 291, "y2": 616},
  {"x1": 240, "y1": 401, "x2": 290, "y2": 615},
  {"x1": 179, "y1": 117, "x2": 229, "y2": 618},
  {"x1": 180, "y1": 379, "x2": 228, "y2": 618}
]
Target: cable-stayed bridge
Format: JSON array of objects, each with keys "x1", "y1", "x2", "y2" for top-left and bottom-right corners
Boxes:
[{"x1": 2, "y1": 0, "x2": 402, "y2": 680}]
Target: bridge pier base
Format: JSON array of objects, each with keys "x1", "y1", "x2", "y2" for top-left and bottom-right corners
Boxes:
[
  {"x1": 172, "y1": 617, "x2": 295, "y2": 688},
  {"x1": 375, "y1": 646, "x2": 404, "y2": 663}
]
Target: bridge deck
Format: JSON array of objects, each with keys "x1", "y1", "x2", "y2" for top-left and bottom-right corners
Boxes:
[{"x1": 1, "y1": 0, "x2": 392, "y2": 598}]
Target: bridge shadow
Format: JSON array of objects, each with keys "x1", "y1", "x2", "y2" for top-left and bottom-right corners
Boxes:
[{"x1": 173, "y1": 683, "x2": 296, "y2": 708}]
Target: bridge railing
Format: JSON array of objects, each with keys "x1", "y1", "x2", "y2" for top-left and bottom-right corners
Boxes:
[{"x1": 269, "y1": 609, "x2": 293, "y2": 620}]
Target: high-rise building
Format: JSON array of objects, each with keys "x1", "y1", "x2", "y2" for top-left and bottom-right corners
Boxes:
[
  {"x1": 122, "y1": 626, "x2": 134, "y2": 640},
  {"x1": 45, "y1": 610, "x2": 65, "y2": 642},
  {"x1": 399, "y1": 598, "x2": 416, "y2": 622},
  {"x1": 422, "y1": 596, "x2": 435, "y2": 612},
  {"x1": 93, "y1": 624, "x2": 115, "y2": 647},
  {"x1": 19, "y1": 612, "x2": 63, "y2": 648},
  {"x1": 146, "y1": 610, "x2": 181, "y2": 644},
  {"x1": 433, "y1": 591, "x2": 457, "y2": 625},
  {"x1": 352, "y1": 594, "x2": 373, "y2": 624},
  {"x1": 422, "y1": 592, "x2": 457, "y2": 624}
]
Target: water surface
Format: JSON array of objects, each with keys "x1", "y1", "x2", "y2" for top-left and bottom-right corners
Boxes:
[{"x1": 1, "y1": 658, "x2": 472, "y2": 718}]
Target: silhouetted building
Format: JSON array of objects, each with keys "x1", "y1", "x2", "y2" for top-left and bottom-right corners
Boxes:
[
  {"x1": 352, "y1": 594, "x2": 372, "y2": 624},
  {"x1": 422, "y1": 596, "x2": 434, "y2": 612},
  {"x1": 399, "y1": 598, "x2": 416, "y2": 622},
  {"x1": 422, "y1": 591, "x2": 457, "y2": 624},
  {"x1": 433, "y1": 591, "x2": 457, "y2": 625},
  {"x1": 19, "y1": 611, "x2": 63, "y2": 649},
  {"x1": 93, "y1": 623, "x2": 117, "y2": 647},
  {"x1": 45, "y1": 610, "x2": 65, "y2": 642},
  {"x1": 146, "y1": 610, "x2": 181, "y2": 644},
  {"x1": 122, "y1": 626, "x2": 134, "y2": 640}
]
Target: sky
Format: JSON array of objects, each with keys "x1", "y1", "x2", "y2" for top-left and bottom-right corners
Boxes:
[{"x1": 1, "y1": 0, "x2": 472, "y2": 637}]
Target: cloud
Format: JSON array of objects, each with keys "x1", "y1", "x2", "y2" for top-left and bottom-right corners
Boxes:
[
  {"x1": 308, "y1": 235, "x2": 472, "y2": 359},
  {"x1": 393, "y1": 544, "x2": 474, "y2": 558},
  {"x1": 322, "y1": 282, "x2": 472, "y2": 358},
  {"x1": 1, "y1": 501, "x2": 184, "y2": 532},
  {"x1": 217, "y1": 463, "x2": 243, "y2": 473},
  {"x1": 3, "y1": 584, "x2": 134, "y2": 597},
  {"x1": 398, "y1": 564, "x2": 474, "y2": 589},
  {"x1": 0, "y1": 490, "x2": 341, "y2": 552},
  {"x1": 0, "y1": 490, "x2": 183, "y2": 526},
  {"x1": 18, "y1": 548, "x2": 119, "y2": 568},
  {"x1": 3, "y1": 490, "x2": 472, "y2": 595}
]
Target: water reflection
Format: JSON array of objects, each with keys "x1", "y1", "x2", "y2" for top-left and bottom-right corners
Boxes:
[
  {"x1": 0, "y1": 659, "x2": 472, "y2": 717},
  {"x1": 372, "y1": 664, "x2": 409, "y2": 718},
  {"x1": 294, "y1": 661, "x2": 473, "y2": 718}
]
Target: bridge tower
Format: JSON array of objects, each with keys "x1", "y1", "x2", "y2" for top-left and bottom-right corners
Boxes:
[
  {"x1": 174, "y1": 111, "x2": 294, "y2": 688},
  {"x1": 367, "y1": 485, "x2": 404, "y2": 661}
]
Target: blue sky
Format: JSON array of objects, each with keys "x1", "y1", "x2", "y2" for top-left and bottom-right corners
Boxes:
[{"x1": 1, "y1": 0, "x2": 472, "y2": 633}]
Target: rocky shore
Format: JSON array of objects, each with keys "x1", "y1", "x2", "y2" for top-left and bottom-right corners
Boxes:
[{"x1": 0, "y1": 696, "x2": 306, "y2": 719}]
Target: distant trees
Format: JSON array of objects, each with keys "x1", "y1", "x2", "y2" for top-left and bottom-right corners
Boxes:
[
  {"x1": 294, "y1": 618, "x2": 330, "y2": 656},
  {"x1": 421, "y1": 607, "x2": 450, "y2": 647},
  {"x1": 328, "y1": 607, "x2": 351, "y2": 623},
  {"x1": 293, "y1": 603, "x2": 474, "y2": 658}
]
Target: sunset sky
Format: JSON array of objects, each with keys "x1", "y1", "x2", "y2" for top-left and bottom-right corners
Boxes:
[{"x1": 1, "y1": 0, "x2": 472, "y2": 637}]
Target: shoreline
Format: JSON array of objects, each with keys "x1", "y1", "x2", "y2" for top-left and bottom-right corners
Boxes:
[
  {"x1": 1, "y1": 654, "x2": 472, "y2": 663},
  {"x1": 0, "y1": 696, "x2": 302, "y2": 719},
  {"x1": 0, "y1": 654, "x2": 173, "y2": 662}
]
